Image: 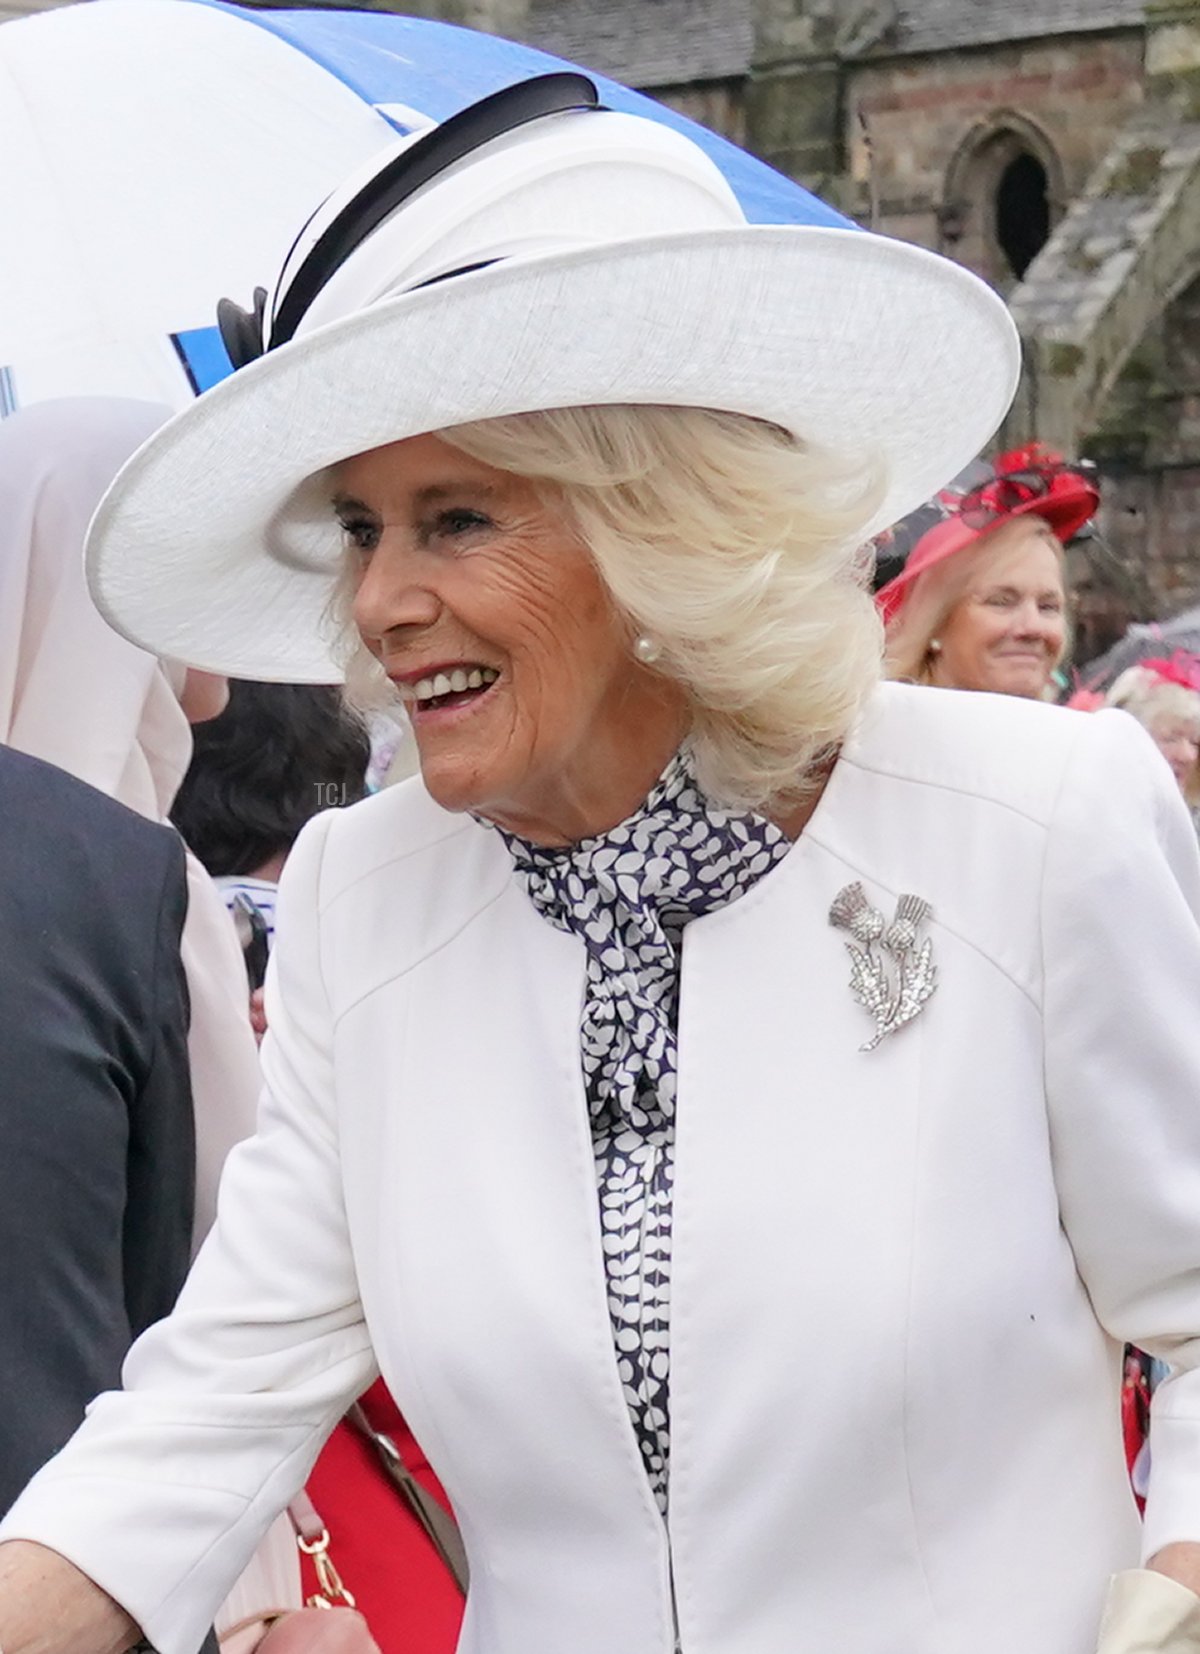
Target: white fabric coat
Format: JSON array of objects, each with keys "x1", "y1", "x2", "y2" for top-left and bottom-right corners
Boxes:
[{"x1": 7, "y1": 681, "x2": 1200, "y2": 1654}]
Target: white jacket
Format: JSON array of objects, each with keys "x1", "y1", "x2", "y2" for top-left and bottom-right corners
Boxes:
[{"x1": 7, "y1": 682, "x2": 1200, "y2": 1654}]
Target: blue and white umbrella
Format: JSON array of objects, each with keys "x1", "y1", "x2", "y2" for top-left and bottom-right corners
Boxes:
[{"x1": 0, "y1": 0, "x2": 853, "y2": 413}]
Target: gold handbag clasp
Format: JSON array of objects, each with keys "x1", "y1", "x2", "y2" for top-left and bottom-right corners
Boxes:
[{"x1": 296, "y1": 1526, "x2": 358, "y2": 1610}]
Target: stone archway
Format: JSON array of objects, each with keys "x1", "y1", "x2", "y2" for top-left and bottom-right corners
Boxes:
[
  {"x1": 1082, "y1": 267, "x2": 1200, "y2": 612},
  {"x1": 939, "y1": 111, "x2": 1066, "y2": 289}
]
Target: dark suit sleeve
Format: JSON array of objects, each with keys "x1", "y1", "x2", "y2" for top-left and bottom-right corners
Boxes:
[
  {"x1": 0, "y1": 771, "x2": 194, "y2": 1515},
  {"x1": 122, "y1": 843, "x2": 195, "y2": 1341}
]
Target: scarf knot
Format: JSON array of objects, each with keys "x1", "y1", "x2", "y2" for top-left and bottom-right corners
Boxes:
[{"x1": 496, "y1": 751, "x2": 790, "y2": 1130}]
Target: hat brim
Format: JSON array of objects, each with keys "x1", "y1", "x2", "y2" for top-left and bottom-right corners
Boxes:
[
  {"x1": 87, "y1": 224, "x2": 1021, "y2": 681},
  {"x1": 875, "y1": 481, "x2": 1099, "y2": 623}
]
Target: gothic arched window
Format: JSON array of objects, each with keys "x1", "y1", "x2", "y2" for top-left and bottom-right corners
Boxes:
[
  {"x1": 995, "y1": 151, "x2": 1051, "y2": 279},
  {"x1": 941, "y1": 115, "x2": 1064, "y2": 290}
]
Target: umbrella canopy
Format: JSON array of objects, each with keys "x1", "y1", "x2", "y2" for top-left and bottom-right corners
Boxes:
[
  {"x1": 0, "y1": 0, "x2": 852, "y2": 411},
  {"x1": 1077, "y1": 607, "x2": 1200, "y2": 691}
]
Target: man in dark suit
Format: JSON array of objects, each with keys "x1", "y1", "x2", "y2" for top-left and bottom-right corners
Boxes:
[
  {"x1": 0, "y1": 749, "x2": 376, "y2": 1652},
  {"x1": 0, "y1": 743, "x2": 194, "y2": 1514}
]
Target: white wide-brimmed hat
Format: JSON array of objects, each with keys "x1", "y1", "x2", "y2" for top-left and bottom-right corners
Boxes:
[{"x1": 85, "y1": 74, "x2": 1021, "y2": 682}]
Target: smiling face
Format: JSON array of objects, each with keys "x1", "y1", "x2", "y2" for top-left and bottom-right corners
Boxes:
[
  {"x1": 335, "y1": 432, "x2": 688, "y2": 844},
  {"x1": 1146, "y1": 710, "x2": 1200, "y2": 793},
  {"x1": 929, "y1": 518, "x2": 1066, "y2": 699}
]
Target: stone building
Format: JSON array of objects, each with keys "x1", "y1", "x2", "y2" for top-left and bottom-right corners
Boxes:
[
  {"x1": 13, "y1": 0, "x2": 1200, "y2": 617},
  {"x1": 503, "y1": 0, "x2": 1200, "y2": 622},
  {"x1": 256, "y1": 0, "x2": 1200, "y2": 624}
]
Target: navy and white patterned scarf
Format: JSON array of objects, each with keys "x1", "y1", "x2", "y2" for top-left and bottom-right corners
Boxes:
[{"x1": 496, "y1": 750, "x2": 790, "y2": 1513}]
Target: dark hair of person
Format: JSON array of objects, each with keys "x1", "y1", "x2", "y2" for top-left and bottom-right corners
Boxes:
[{"x1": 171, "y1": 681, "x2": 371, "y2": 878}]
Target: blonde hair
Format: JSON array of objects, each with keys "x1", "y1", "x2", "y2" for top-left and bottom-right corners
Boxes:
[
  {"x1": 1106, "y1": 666, "x2": 1200, "y2": 803},
  {"x1": 335, "y1": 404, "x2": 885, "y2": 810},
  {"x1": 884, "y1": 516, "x2": 1067, "y2": 685}
]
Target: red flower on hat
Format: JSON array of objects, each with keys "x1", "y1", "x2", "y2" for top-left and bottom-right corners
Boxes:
[
  {"x1": 1139, "y1": 652, "x2": 1200, "y2": 693},
  {"x1": 954, "y1": 444, "x2": 1072, "y2": 529},
  {"x1": 874, "y1": 444, "x2": 1098, "y2": 623}
]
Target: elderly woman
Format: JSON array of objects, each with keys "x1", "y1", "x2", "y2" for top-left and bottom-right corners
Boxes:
[
  {"x1": 3, "y1": 78, "x2": 1200, "y2": 1654},
  {"x1": 877, "y1": 444, "x2": 1097, "y2": 698},
  {"x1": 1106, "y1": 655, "x2": 1200, "y2": 810}
]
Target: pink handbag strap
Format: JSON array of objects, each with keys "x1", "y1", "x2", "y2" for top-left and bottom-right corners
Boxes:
[{"x1": 287, "y1": 1489, "x2": 327, "y2": 1548}]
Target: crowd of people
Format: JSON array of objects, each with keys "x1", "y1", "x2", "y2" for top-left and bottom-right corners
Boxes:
[{"x1": 2, "y1": 72, "x2": 1200, "y2": 1654}]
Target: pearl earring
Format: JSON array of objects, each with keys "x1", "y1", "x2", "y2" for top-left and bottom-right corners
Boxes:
[
  {"x1": 928, "y1": 638, "x2": 942, "y2": 655},
  {"x1": 633, "y1": 634, "x2": 662, "y2": 665}
]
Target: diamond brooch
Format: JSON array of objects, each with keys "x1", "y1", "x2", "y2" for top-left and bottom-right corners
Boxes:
[{"x1": 828, "y1": 882, "x2": 938, "y2": 1052}]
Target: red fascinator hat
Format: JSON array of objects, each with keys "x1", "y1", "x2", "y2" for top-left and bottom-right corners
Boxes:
[
  {"x1": 873, "y1": 444, "x2": 1099, "y2": 624},
  {"x1": 1137, "y1": 652, "x2": 1200, "y2": 694}
]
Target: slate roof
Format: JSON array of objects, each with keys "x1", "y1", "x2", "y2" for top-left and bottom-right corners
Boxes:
[
  {"x1": 887, "y1": 0, "x2": 1146, "y2": 55},
  {"x1": 520, "y1": 0, "x2": 1145, "y2": 88},
  {"x1": 525, "y1": 0, "x2": 754, "y2": 88}
]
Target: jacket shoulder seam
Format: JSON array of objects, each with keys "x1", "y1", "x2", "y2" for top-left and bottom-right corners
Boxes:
[
  {"x1": 331, "y1": 877, "x2": 512, "y2": 1025},
  {"x1": 840, "y1": 751, "x2": 1058, "y2": 829},
  {"x1": 318, "y1": 811, "x2": 478, "y2": 914}
]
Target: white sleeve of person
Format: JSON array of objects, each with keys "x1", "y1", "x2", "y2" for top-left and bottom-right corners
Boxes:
[
  {"x1": 0, "y1": 810, "x2": 377, "y2": 1654},
  {"x1": 1098, "y1": 1571, "x2": 1200, "y2": 1653},
  {"x1": 1043, "y1": 710, "x2": 1200, "y2": 1597}
]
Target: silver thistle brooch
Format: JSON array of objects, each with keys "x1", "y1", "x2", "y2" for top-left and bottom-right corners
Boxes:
[{"x1": 828, "y1": 882, "x2": 938, "y2": 1052}]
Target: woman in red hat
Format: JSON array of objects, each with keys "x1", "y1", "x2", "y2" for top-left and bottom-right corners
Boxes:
[{"x1": 876, "y1": 444, "x2": 1098, "y2": 700}]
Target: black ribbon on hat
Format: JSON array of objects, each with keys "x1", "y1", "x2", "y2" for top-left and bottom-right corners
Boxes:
[{"x1": 217, "y1": 71, "x2": 601, "y2": 370}]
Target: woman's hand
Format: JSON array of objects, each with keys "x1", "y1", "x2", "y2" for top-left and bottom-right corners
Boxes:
[
  {"x1": 255, "y1": 1608, "x2": 382, "y2": 1653},
  {"x1": 1152, "y1": 1546, "x2": 1200, "y2": 1603},
  {"x1": 0, "y1": 1539, "x2": 139, "y2": 1654}
]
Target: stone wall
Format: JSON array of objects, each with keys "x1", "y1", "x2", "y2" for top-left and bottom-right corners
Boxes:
[
  {"x1": 387, "y1": 0, "x2": 530, "y2": 31},
  {"x1": 1090, "y1": 273, "x2": 1200, "y2": 610},
  {"x1": 995, "y1": 3, "x2": 1200, "y2": 617},
  {"x1": 746, "y1": 64, "x2": 843, "y2": 197},
  {"x1": 743, "y1": 0, "x2": 871, "y2": 201},
  {"x1": 0, "y1": 0, "x2": 77, "y2": 15},
  {"x1": 650, "y1": 80, "x2": 747, "y2": 146},
  {"x1": 844, "y1": 33, "x2": 1144, "y2": 266},
  {"x1": 1099, "y1": 465, "x2": 1200, "y2": 613}
]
